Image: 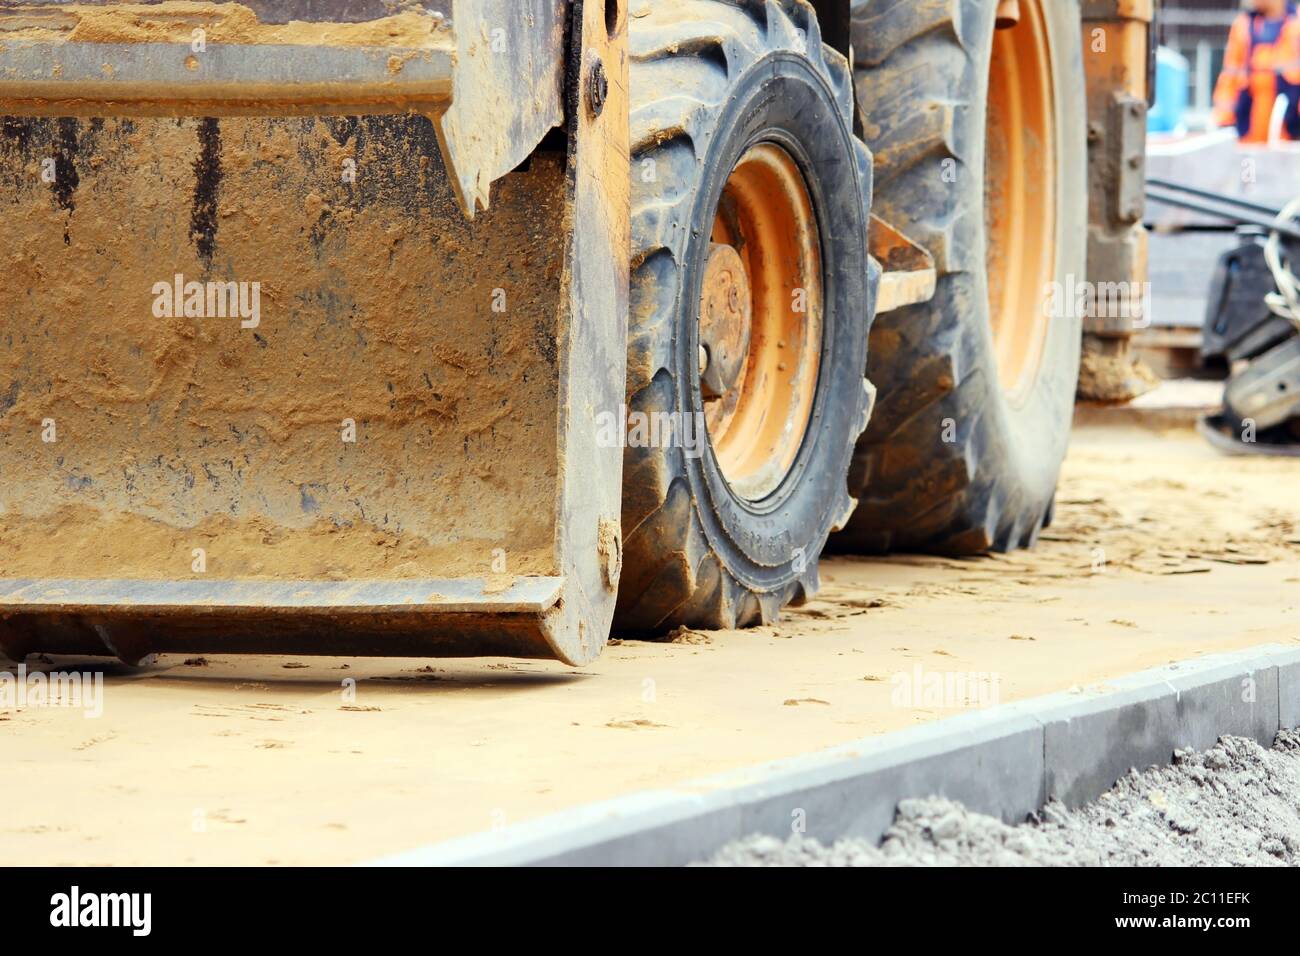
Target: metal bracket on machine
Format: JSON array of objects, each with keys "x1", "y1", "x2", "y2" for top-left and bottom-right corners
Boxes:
[
  {"x1": 870, "y1": 215, "x2": 937, "y2": 316},
  {"x1": 1224, "y1": 336, "x2": 1300, "y2": 432}
]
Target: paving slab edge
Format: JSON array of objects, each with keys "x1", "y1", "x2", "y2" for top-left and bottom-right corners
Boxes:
[{"x1": 373, "y1": 644, "x2": 1300, "y2": 867}]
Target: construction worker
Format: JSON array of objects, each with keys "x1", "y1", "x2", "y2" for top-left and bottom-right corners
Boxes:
[{"x1": 1213, "y1": 0, "x2": 1300, "y2": 143}]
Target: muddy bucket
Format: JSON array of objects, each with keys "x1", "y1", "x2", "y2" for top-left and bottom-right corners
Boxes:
[{"x1": 0, "y1": 0, "x2": 629, "y2": 664}]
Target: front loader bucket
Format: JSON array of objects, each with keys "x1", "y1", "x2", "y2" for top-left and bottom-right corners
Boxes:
[{"x1": 0, "y1": 1, "x2": 629, "y2": 664}]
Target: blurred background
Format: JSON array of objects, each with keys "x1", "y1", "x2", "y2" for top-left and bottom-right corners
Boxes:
[
  {"x1": 1139, "y1": 0, "x2": 1300, "y2": 423},
  {"x1": 1158, "y1": 0, "x2": 1260, "y2": 130}
]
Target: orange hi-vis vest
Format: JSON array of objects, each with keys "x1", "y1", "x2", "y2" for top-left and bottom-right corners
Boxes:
[{"x1": 1214, "y1": 4, "x2": 1300, "y2": 143}]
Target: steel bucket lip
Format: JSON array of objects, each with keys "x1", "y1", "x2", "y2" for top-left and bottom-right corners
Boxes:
[{"x1": 0, "y1": 576, "x2": 566, "y2": 615}]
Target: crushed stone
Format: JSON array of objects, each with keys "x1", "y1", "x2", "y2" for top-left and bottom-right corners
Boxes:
[{"x1": 703, "y1": 730, "x2": 1300, "y2": 866}]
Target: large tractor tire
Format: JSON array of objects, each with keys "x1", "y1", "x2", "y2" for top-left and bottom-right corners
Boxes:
[
  {"x1": 614, "y1": 0, "x2": 874, "y2": 632},
  {"x1": 838, "y1": 0, "x2": 1087, "y2": 555}
]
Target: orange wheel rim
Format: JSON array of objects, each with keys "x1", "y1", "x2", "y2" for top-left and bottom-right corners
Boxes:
[
  {"x1": 985, "y1": 0, "x2": 1057, "y2": 401},
  {"x1": 701, "y1": 144, "x2": 822, "y2": 502}
]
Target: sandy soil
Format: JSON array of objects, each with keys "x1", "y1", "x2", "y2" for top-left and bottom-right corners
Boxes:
[{"x1": 2, "y1": 425, "x2": 1298, "y2": 866}]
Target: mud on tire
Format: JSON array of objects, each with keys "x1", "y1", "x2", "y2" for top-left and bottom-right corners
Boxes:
[
  {"x1": 614, "y1": 0, "x2": 874, "y2": 632},
  {"x1": 836, "y1": 0, "x2": 1087, "y2": 555}
]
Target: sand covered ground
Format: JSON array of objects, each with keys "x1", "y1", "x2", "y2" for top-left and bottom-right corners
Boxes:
[{"x1": 2, "y1": 425, "x2": 1298, "y2": 865}]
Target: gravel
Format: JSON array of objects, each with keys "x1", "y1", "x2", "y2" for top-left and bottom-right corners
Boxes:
[{"x1": 702, "y1": 730, "x2": 1300, "y2": 866}]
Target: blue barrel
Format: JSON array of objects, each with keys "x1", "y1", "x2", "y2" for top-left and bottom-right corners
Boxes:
[{"x1": 1149, "y1": 46, "x2": 1190, "y2": 134}]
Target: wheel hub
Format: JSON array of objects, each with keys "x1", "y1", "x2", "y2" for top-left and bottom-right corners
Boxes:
[
  {"x1": 698, "y1": 143, "x2": 823, "y2": 503},
  {"x1": 699, "y1": 243, "x2": 753, "y2": 399}
]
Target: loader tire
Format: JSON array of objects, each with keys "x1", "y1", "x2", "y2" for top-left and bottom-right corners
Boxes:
[
  {"x1": 614, "y1": 0, "x2": 874, "y2": 633},
  {"x1": 837, "y1": 0, "x2": 1087, "y2": 555}
]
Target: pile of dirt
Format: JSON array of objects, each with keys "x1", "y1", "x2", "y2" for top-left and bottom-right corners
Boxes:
[{"x1": 703, "y1": 730, "x2": 1300, "y2": 866}]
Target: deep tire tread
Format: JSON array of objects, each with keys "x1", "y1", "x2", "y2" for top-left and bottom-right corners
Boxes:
[
  {"x1": 617, "y1": 0, "x2": 870, "y2": 633},
  {"x1": 838, "y1": 0, "x2": 1082, "y2": 557}
]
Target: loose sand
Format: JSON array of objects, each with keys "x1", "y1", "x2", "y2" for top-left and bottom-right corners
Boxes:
[{"x1": 2, "y1": 425, "x2": 1298, "y2": 865}]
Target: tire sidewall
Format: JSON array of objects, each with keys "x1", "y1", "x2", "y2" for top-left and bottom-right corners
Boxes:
[{"x1": 675, "y1": 52, "x2": 868, "y2": 585}]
